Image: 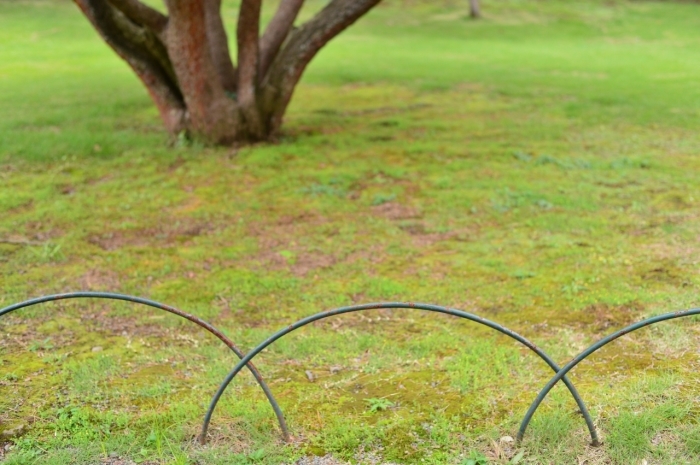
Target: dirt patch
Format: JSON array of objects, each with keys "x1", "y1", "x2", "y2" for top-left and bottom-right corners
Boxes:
[
  {"x1": 399, "y1": 222, "x2": 473, "y2": 248},
  {"x1": 249, "y1": 211, "x2": 404, "y2": 276},
  {"x1": 343, "y1": 244, "x2": 386, "y2": 266},
  {"x1": 477, "y1": 301, "x2": 513, "y2": 318},
  {"x1": 568, "y1": 435, "x2": 610, "y2": 465},
  {"x1": 78, "y1": 269, "x2": 122, "y2": 290},
  {"x1": 1, "y1": 315, "x2": 79, "y2": 351},
  {"x1": 296, "y1": 453, "x2": 401, "y2": 465},
  {"x1": 644, "y1": 241, "x2": 700, "y2": 264},
  {"x1": 371, "y1": 202, "x2": 421, "y2": 221},
  {"x1": 585, "y1": 302, "x2": 643, "y2": 332},
  {"x1": 653, "y1": 191, "x2": 694, "y2": 210},
  {"x1": 80, "y1": 310, "x2": 179, "y2": 339},
  {"x1": 311, "y1": 307, "x2": 410, "y2": 333},
  {"x1": 1, "y1": 449, "x2": 159, "y2": 464},
  {"x1": 372, "y1": 201, "x2": 475, "y2": 248},
  {"x1": 296, "y1": 456, "x2": 349, "y2": 465},
  {"x1": 7, "y1": 199, "x2": 34, "y2": 214},
  {"x1": 0, "y1": 444, "x2": 12, "y2": 461},
  {"x1": 249, "y1": 213, "x2": 340, "y2": 277},
  {"x1": 100, "y1": 458, "x2": 158, "y2": 465},
  {"x1": 215, "y1": 303, "x2": 272, "y2": 328},
  {"x1": 277, "y1": 251, "x2": 337, "y2": 277},
  {"x1": 0, "y1": 303, "x2": 197, "y2": 353},
  {"x1": 87, "y1": 220, "x2": 211, "y2": 251},
  {"x1": 651, "y1": 430, "x2": 680, "y2": 448},
  {"x1": 639, "y1": 261, "x2": 690, "y2": 287},
  {"x1": 20, "y1": 221, "x2": 63, "y2": 242},
  {"x1": 252, "y1": 213, "x2": 327, "y2": 251},
  {"x1": 167, "y1": 156, "x2": 187, "y2": 172}
]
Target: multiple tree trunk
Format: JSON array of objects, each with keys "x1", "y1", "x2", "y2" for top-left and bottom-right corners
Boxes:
[{"x1": 74, "y1": 0, "x2": 382, "y2": 145}]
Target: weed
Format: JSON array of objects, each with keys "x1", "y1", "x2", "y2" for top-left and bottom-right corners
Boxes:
[
  {"x1": 462, "y1": 450, "x2": 488, "y2": 465},
  {"x1": 512, "y1": 151, "x2": 532, "y2": 162},
  {"x1": 512, "y1": 270, "x2": 536, "y2": 279},
  {"x1": 371, "y1": 193, "x2": 396, "y2": 206},
  {"x1": 29, "y1": 242, "x2": 63, "y2": 262},
  {"x1": 300, "y1": 180, "x2": 348, "y2": 197},
  {"x1": 29, "y1": 338, "x2": 54, "y2": 352},
  {"x1": 365, "y1": 397, "x2": 395, "y2": 413},
  {"x1": 681, "y1": 424, "x2": 700, "y2": 455},
  {"x1": 534, "y1": 155, "x2": 568, "y2": 168}
]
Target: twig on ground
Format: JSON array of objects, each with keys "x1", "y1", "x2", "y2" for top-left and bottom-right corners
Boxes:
[{"x1": 0, "y1": 239, "x2": 41, "y2": 246}]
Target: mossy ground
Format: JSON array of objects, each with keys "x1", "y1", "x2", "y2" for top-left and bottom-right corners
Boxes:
[{"x1": 2, "y1": 0, "x2": 700, "y2": 463}]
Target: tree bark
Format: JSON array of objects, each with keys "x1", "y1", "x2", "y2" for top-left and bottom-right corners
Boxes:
[
  {"x1": 259, "y1": 0, "x2": 305, "y2": 82},
  {"x1": 108, "y1": 0, "x2": 167, "y2": 36},
  {"x1": 163, "y1": 0, "x2": 238, "y2": 144},
  {"x1": 204, "y1": 0, "x2": 237, "y2": 93},
  {"x1": 237, "y1": 0, "x2": 264, "y2": 138}
]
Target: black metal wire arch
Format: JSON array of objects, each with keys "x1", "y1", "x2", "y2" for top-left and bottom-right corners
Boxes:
[
  {"x1": 0, "y1": 292, "x2": 289, "y2": 441},
  {"x1": 200, "y1": 302, "x2": 599, "y2": 445},
  {"x1": 517, "y1": 307, "x2": 700, "y2": 443}
]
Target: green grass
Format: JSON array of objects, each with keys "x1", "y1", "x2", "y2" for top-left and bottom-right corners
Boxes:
[{"x1": 3, "y1": 0, "x2": 700, "y2": 463}]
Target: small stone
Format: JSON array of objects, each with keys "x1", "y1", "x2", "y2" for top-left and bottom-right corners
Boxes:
[
  {"x1": 500, "y1": 436, "x2": 514, "y2": 443},
  {"x1": 329, "y1": 366, "x2": 342, "y2": 374},
  {"x1": 1, "y1": 424, "x2": 25, "y2": 438},
  {"x1": 91, "y1": 346, "x2": 103, "y2": 353},
  {"x1": 305, "y1": 370, "x2": 315, "y2": 382}
]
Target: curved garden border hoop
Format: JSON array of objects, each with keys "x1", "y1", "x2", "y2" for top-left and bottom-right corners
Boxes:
[
  {"x1": 517, "y1": 307, "x2": 700, "y2": 443},
  {"x1": 200, "y1": 302, "x2": 599, "y2": 445},
  {"x1": 0, "y1": 292, "x2": 289, "y2": 441}
]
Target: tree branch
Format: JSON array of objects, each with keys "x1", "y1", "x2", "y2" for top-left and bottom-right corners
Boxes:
[
  {"x1": 259, "y1": 0, "x2": 304, "y2": 82},
  {"x1": 108, "y1": 0, "x2": 168, "y2": 35},
  {"x1": 237, "y1": 0, "x2": 263, "y2": 137},
  {"x1": 261, "y1": 0, "x2": 382, "y2": 135},
  {"x1": 204, "y1": 0, "x2": 237, "y2": 93},
  {"x1": 74, "y1": 0, "x2": 186, "y2": 133},
  {"x1": 107, "y1": 3, "x2": 178, "y2": 87}
]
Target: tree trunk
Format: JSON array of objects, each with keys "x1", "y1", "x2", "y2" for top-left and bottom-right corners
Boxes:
[
  {"x1": 73, "y1": 0, "x2": 383, "y2": 146},
  {"x1": 469, "y1": 0, "x2": 481, "y2": 19},
  {"x1": 164, "y1": 0, "x2": 239, "y2": 144}
]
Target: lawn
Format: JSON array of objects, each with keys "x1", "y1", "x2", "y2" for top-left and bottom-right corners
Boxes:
[{"x1": 2, "y1": 0, "x2": 700, "y2": 463}]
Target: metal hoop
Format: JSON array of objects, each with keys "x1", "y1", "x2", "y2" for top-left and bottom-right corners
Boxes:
[
  {"x1": 517, "y1": 307, "x2": 700, "y2": 443},
  {"x1": 200, "y1": 302, "x2": 598, "y2": 445},
  {"x1": 0, "y1": 292, "x2": 290, "y2": 441}
]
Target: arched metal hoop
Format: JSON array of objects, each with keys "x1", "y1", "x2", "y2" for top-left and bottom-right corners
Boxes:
[
  {"x1": 200, "y1": 302, "x2": 599, "y2": 445},
  {"x1": 517, "y1": 307, "x2": 700, "y2": 443},
  {"x1": 0, "y1": 292, "x2": 290, "y2": 441}
]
